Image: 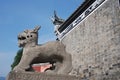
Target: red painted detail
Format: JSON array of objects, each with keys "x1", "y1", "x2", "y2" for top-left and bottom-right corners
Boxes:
[{"x1": 32, "y1": 63, "x2": 52, "y2": 72}]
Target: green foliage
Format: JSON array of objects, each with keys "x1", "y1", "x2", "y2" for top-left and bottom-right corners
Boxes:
[{"x1": 11, "y1": 48, "x2": 23, "y2": 70}]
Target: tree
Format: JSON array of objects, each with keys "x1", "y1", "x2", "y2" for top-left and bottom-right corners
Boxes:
[{"x1": 11, "y1": 48, "x2": 23, "y2": 70}]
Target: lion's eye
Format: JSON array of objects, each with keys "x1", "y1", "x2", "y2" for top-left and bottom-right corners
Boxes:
[{"x1": 27, "y1": 35, "x2": 29, "y2": 38}]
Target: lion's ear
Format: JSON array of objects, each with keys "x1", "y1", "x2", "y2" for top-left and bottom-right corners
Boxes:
[
  {"x1": 24, "y1": 30, "x2": 29, "y2": 33},
  {"x1": 33, "y1": 26, "x2": 41, "y2": 32}
]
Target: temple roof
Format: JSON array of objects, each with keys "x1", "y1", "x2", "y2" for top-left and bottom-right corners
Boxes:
[{"x1": 58, "y1": 0, "x2": 96, "y2": 33}]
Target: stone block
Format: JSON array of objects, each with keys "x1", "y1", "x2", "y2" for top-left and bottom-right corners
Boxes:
[{"x1": 7, "y1": 71, "x2": 81, "y2": 80}]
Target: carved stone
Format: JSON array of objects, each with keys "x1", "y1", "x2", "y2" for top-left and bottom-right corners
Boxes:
[
  {"x1": 7, "y1": 71, "x2": 81, "y2": 80},
  {"x1": 13, "y1": 26, "x2": 72, "y2": 74}
]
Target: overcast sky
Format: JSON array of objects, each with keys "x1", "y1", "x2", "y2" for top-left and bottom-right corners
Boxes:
[{"x1": 0, "y1": 0, "x2": 84, "y2": 77}]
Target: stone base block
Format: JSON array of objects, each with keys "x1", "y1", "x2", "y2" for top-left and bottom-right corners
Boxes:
[{"x1": 6, "y1": 71, "x2": 81, "y2": 80}]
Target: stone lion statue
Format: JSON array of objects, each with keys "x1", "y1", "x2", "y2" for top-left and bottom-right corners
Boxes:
[{"x1": 13, "y1": 26, "x2": 72, "y2": 74}]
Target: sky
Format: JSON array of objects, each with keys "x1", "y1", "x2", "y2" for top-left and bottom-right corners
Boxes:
[{"x1": 0, "y1": 0, "x2": 84, "y2": 77}]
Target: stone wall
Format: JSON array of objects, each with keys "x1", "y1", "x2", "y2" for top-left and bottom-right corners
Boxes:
[{"x1": 62, "y1": 0, "x2": 120, "y2": 79}]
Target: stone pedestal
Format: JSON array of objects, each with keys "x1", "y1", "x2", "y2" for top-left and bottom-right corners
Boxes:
[{"x1": 7, "y1": 71, "x2": 81, "y2": 80}]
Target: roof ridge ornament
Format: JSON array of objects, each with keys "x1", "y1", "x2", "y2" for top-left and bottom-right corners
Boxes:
[
  {"x1": 51, "y1": 11, "x2": 65, "y2": 39},
  {"x1": 51, "y1": 11, "x2": 65, "y2": 25}
]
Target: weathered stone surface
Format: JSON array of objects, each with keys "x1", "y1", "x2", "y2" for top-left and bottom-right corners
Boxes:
[
  {"x1": 62, "y1": 0, "x2": 120, "y2": 80},
  {"x1": 7, "y1": 71, "x2": 81, "y2": 80},
  {"x1": 14, "y1": 26, "x2": 72, "y2": 74}
]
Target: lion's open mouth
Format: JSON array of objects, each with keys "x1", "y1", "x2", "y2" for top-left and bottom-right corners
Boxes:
[{"x1": 18, "y1": 36, "x2": 26, "y2": 40}]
